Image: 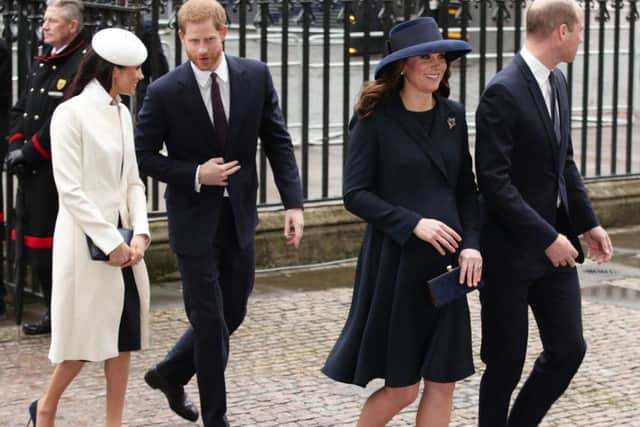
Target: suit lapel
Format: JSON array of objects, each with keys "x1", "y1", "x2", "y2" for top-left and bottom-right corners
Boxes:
[
  {"x1": 385, "y1": 94, "x2": 449, "y2": 182},
  {"x1": 227, "y1": 56, "x2": 249, "y2": 156},
  {"x1": 177, "y1": 63, "x2": 216, "y2": 140}
]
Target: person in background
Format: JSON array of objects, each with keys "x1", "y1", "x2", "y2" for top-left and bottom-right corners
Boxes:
[
  {"x1": 135, "y1": 1, "x2": 304, "y2": 426},
  {"x1": 27, "y1": 28, "x2": 151, "y2": 427},
  {"x1": 0, "y1": 38, "x2": 11, "y2": 319},
  {"x1": 5, "y1": 0, "x2": 89, "y2": 335},
  {"x1": 475, "y1": 0, "x2": 613, "y2": 425},
  {"x1": 322, "y1": 17, "x2": 482, "y2": 427}
]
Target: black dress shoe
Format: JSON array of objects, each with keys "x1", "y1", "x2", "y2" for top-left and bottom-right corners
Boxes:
[
  {"x1": 144, "y1": 367, "x2": 199, "y2": 422},
  {"x1": 23, "y1": 313, "x2": 51, "y2": 335}
]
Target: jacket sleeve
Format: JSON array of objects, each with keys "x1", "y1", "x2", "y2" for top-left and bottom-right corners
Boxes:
[
  {"x1": 475, "y1": 83, "x2": 558, "y2": 253},
  {"x1": 563, "y1": 136, "x2": 599, "y2": 234},
  {"x1": 135, "y1": 82, "x2": 199, "y2": 190},
  {"x1": 343, "y1": 116, "x2": 421, "y2": 246},
  {"x1": 258, "y1": 63, "x2": 304, "y2": 210},
  {"x1": 21, "y1": 115, "x2": 53, "y2": 167},
  {"x1": 50, "y1": 103, "x2": 124, "y2": 257},
  {"x1": 7, "y1": 85, "x2": 27, "y2": 152},
  {"x1": 122, "y1": 108, "x2": 150, "y2": 240},
  {"x1": 455, "y1": 116, "x2": 481, "y2": 251}
]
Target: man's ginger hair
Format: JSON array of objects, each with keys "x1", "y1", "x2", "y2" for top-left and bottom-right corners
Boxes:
[{"x1": 178, "y1": 0, "x2": 226, "y2": 32}]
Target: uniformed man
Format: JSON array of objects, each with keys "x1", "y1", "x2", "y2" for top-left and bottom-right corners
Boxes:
[{"x1": 5, "y1": 0, "x2": 89, "y2": 334}]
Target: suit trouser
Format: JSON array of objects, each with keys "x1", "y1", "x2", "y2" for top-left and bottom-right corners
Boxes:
[
  {"x1": 478, "y1": 266, "x2": 586, "y2": 427},
  {"x1": 157, "y1": 200, "x2": 255, "y2": 427}
]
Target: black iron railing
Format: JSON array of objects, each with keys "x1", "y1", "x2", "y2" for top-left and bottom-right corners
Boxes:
[{"x1": 2, "y1": 0, "x2": 639, "y2": 213}]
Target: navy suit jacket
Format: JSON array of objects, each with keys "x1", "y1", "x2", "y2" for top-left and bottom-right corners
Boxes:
[
  {"x1": 475, "y1": 54, "x2": 598, "y2": 277},
  {"x1": 135, "y1": 56, "x2": 303, "y2": 255}
]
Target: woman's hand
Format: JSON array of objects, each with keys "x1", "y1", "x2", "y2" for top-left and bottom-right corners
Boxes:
[
  {"x1": 413, "y1": 218, "x2": 461, "y2": 256},
  {"x1": 458, "y1": 248, "x2": 482, "y2": 287},
  {"x1": 107, "y1": 243, "x2": 131, "y2": 267},
  {"x1": 121, "y1": 234, "x2": 148, "y2": 268}
]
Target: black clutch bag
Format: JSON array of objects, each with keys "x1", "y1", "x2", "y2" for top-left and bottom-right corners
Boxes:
[
  {"x1": 426, "y1": 266, "x2": 484, "y2": 308},
  {"x1": 87, "y1": 228, "x2": 133, "y2": 261}
]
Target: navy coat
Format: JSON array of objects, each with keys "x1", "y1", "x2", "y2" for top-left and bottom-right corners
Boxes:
[
  {"x1": 135, "y1": 56, "x2": 303, "y2": 254},
  {"x1": 475, "y1": 54, "x2": 598, "y2": 279},
  {"x1": 323, "y1": 93, "x2": 480, "y2": 387}
]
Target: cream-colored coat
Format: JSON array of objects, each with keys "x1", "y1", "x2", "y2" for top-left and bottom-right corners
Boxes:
[{"x1": 48, "y1": 80, "x2": 150, "y2": 363}]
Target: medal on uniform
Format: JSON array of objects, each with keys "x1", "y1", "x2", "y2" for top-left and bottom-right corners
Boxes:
[
  {"x1": 447, "y1": 117, "x2": 456, "y2": 129},
  {"x1": 56, "y1": 79, "x2": 67, "y2": 90}
]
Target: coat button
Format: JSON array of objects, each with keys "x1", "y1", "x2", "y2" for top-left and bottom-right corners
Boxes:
[
  {"x1": 34, "y1": 115, "x2": 40, "y2": 120},
  {"x1": 52, "y1": 65, "x2": 57, "y2": 70},
  {"x1": 39, "y1": 63, "x2": 44, "y2": 68},
  {"x1": 40, "y1": 88, "x2": 45, "y2": 93},
  {"x1": 23, "y1": 113, "x2": 28, "y2": 117},
  {"x1": 30, "y1": 88, "x2": 34, "y2": 92}
]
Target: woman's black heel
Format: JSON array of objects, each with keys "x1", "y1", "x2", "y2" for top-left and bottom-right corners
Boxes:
[{"x1": 26, "y1": 400, "x2": 37, "y2": 426}]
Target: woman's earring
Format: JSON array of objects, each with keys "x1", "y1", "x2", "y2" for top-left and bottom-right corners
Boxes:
[{"x1": 400, "y1": 69, "x2": 405, "y2": 76}]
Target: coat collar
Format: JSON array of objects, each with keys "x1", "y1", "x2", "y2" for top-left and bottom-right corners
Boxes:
[
  {"x1": 383, "y1": 92, "x2": 454, "y2": 183},
  {"x1": 34, "y1": 27, "x2": 90, "y2": 64}
]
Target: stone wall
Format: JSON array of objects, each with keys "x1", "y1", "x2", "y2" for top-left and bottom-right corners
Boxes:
[{"x1": 145, "y1": 177, "x2": 640, "y2": 282}]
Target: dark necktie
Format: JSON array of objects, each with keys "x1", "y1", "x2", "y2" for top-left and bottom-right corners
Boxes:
[
  {"x1": 210, "y1": 72, "x2": 227, "y2": 150},
  {"x1": 548, "y1": 72, "x2": 561, "y2": 143}
]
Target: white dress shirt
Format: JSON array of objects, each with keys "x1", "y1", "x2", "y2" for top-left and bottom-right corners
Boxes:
[{"x1": 191, "y1": 56, "x2": 230, "y2": 193}]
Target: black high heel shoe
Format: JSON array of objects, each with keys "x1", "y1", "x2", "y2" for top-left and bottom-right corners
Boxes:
[{"x1": 26, "y1": 400, "x2": 37, "y2": 426}]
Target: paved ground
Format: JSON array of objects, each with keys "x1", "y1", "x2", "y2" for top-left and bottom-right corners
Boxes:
[{"x1": 1, "y1": 227, "x2": 640, "y2": 426}]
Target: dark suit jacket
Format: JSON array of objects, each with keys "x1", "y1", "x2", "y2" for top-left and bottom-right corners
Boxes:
[
  {"x1": 475, "y1": 54, "x2": 598, "y2": 278},
  {"x1": 345, "y1": 93, "x2": 480, "y2": 251},
  {"x1": 135, "y1": 56, "x2": 303, "y2": 254}
]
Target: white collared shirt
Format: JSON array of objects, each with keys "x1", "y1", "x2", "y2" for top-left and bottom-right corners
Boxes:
[
  {"x1": 191, "y1": 56, "x2": 230, "y2": 193},
  {"x1": 51, "y1": 44, "x2": 69, "y2": 56},
  {"x1": 520, "y1": 46, "x2": 555, "y2": 119},
  {"x1": 189, "y1": 56, "x2": 230, "y2": 124}
]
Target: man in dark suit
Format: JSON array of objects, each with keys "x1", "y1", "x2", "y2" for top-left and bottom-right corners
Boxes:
[
  {"x1": 135, "y1": 1, "x2": 304, "y2": 426},
  {"x1": 475, "y1": 0, "x2": 613, "y2": 425}
]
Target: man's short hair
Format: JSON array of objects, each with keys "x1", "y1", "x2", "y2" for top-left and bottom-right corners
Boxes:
[
  {"x1": 526, "y1": 0, "x2": 581, "y2": 38},
  {"x1": 46, "y1": 0, "x2": 84, "y2": 27},
  {"x1": 178, "y1": 0, "x2": 226, "y2": 32}
]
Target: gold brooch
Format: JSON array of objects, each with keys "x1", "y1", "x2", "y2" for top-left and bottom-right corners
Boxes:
[{"x1": 447, "y1": 117, "x2": 456, "y2": 129}]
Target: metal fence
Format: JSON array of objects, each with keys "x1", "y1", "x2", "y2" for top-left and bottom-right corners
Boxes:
[{"x1": 2, "y1": 0, "x2": 639, "y2": 215}]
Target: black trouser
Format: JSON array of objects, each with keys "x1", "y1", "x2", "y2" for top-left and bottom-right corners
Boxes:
[
  {"x1": 35, "y1": 266, "x2": 52, "y2": 313},
  {"x1": 478, "y1": 266, "x2": 586, "y2": 427},
  {"x1": 157, "y1": 200, "x2": 256, "y2": 427}
]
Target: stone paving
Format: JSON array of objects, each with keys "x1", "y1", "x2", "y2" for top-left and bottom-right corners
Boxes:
[{"x1": 1, "y1": 228, "x2": 640, "y2": 426}]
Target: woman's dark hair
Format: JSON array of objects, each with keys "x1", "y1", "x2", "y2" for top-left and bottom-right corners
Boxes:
[
  {"x1": 66, "y1": 47, "x2": 116, "y2": 99},
  {"x1": 354, "y1": 58, "x2": 452, "y2": 118}
]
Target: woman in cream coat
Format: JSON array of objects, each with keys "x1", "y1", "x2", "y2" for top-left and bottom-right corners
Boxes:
[{"x1": 28, "y1": 29, "x2": 150, "y2": 427}]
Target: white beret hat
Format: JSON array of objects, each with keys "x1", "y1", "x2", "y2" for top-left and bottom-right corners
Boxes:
[{"x1": 91, "y1": 28, "x2": 148, "y2": 67}]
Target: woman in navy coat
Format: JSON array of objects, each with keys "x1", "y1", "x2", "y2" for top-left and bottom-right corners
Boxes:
[{"x1": 322, "y1": 18, "x2": 483, "y2": 426}]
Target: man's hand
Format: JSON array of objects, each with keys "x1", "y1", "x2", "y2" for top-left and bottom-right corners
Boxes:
[
  {"x1": 545, "y1": 234, "x2": 578, "y2": 267},
  {"x1": 413, "y1": 218, "x2": 461, "y2": 256},
  {"x1": 5, "y1": 149, "x2": 27, "y2": 175},
  {"x1": 198, "y1": 157, "x2": 241, "y2": 186},
  {"x1": 583, "y1": 225, "x2": 613, "y2": 264},
  {"x1": 284, "y1": 208, "x2": 304, "y2": 249}
]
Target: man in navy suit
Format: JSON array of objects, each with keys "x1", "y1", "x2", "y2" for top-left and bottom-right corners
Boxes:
[
  {"x1": 135, "y1": 1, "x2": 304, "y2": 425},
  {"x1": 475, "y1": 0, "x2": 613, "y2": 425}
]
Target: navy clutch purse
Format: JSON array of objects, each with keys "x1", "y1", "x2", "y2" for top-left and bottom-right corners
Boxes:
[
  {"x1": 86, "y1": 228, "x2": 133, "y2": 261},
  {"x1": 426, "y1": 266, "x2": 484, "y2": 308}
]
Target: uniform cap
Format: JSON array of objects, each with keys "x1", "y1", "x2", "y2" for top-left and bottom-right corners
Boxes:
[{"x1": 91, "y1": 28, "x2": 147, "y2": 67}]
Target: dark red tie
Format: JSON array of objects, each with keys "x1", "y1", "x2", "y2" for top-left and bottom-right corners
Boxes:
[{"x1": 210, "y1": 72, "x2": 227, "y2": 149}]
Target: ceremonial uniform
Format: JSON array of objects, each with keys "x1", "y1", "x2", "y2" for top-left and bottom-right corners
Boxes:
[{"x1": 8, "y1": 29, "x2": 89, "y2": 268}]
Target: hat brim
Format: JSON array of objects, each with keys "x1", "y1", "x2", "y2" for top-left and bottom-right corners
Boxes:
[{"x1": 374, "y1": 39, "x2": 471, "y2": 79}]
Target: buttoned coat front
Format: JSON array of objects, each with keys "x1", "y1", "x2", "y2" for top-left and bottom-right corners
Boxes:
[{"x1": 48, "y1": 80, "x2": 151, "y2": 363}]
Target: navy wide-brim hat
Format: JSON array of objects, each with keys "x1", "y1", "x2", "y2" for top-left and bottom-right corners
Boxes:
[{"x1": 374, "y1": 17, "x2": 471, "y2": 79}]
